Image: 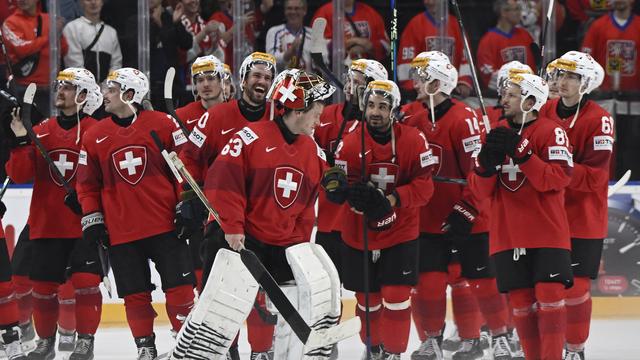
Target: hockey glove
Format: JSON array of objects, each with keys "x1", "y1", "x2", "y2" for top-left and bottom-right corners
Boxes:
[
  {"x1": 81, "y1": 212, "x2": 109, "y2": 247},
  {"x1": 175, "y1": 188, "x2": 208, "y2": 241},
  {"x1": 498, "y1": 126, "x2": 532, "y2": 164},
  {"x1": 442, "y1": 200, "x2": 478, "y2": 241},
  {"x1": 63, "y1": 190, "x2": 83, "y2": 215},
  {"x1": 364, "y1": 185, "x2": 396, "y2": 232},
  {"x1": 321, "y1": 166, "x2": 348, "y2": 204},
  {"x1": 475, "y1": 143, "x2": 504, "y2": 177},
  {"x1": 346, "y1": 181, "x2": 371, "y2": 213},
  {"x1": 0, "y1": 201, "x2": 5, "y2": 218}
]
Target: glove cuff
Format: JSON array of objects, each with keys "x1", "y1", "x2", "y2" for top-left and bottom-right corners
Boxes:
[
  {"x1": 453, "y1": 201, "x2": 478, "y2": 223},
  {"x1": 512, "y1": 151, "x2": 532, "y2": 164},
  {"x1": 81, "y1": 212, "x2": 104, "y2": 231},
  {"x1": 368, "y1": 210, "x2": 396, "y2": 231}
]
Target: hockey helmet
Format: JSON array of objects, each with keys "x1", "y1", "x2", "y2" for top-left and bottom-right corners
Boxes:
[
  {"x1": 410, "y1": 52, "x2": 458, "y2": 96},
  {"x1": 239, "y1": 52, "x2": 277, "y2": 91},
  {"x1": 191, "y1": 55, "x2": 225, "y2": 79},
  {"x1": 361, "y1": 79, "x2": 401, "y2": 119},
  {"x1": 105, "y1": 67, "x2": 149, "y2": 104},
  {"x1": 83, "y1": 84, "x2": 104, "y2": 116},
  {"x1": 506, "y1": 73, "x2": 549, "y2": 112},
  {"x1": 496, "y1": 61, "x2": 533, "y2": 95},
  {"x1": 267, "y1": 69, "x2": 335, "y2": 112},
  {"x1": 551, "y1": 51, "x2": 603, "y2": 95}
]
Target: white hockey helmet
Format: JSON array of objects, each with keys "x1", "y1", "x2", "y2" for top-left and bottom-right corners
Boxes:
[
  {"x1": 411, "y1": 52, "x2": 458, "y2": 96},
  {"x1": 105, "y1": 67, "x2": 149, "y2": 104},
  {"x1": 348, "y1": 59, "x2": 388, "y2": 82},
  {"x1": 552, "y1": 51, "x2": 603, "y2": 95},
  {"x1": 56, "y1": 68, "x2": 97, "y2": 104},
  {"x1": 507, "y1": 73, "x2": 549, "y2": 112},
  {"x1": 239, "y1": 52, "x2": 277, "y2": 91},
  {"x1": 191, "y1": 55, "x2": 225, "y2": 79},
  {"x1": 497, "y1": 61, "x2": 533, "y2": 94},
  {"x1": 362, "y1": 80, "x2": 402, "y2": 119}
]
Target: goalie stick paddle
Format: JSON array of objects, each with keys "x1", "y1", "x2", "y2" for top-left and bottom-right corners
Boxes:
[
  {"x1": 21, "y1": 84, "x2": 114, "y2": 297},
  {"x1": 310, "y1": 18, "x2": 344, "y2": 89},
  {"x1": 608, "y1": 169, "x2": 631, "y2": 197},
  {"x1": 164, "y1": 67, "x2": 190, "y2": 137},
  {"x1": 149, "y1": 130, "x2": 361, "y2": 351}
]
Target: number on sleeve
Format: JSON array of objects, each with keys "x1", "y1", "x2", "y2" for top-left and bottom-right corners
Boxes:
[
  {"x1": 601, "y1": 116, "x2": 614, "y2": 135},
  {"x1": 464, "y1": 117, "x2": 480, "y2": 135},
  {"x1": 220, "y1": 138, "x2": 243, "y2": 157},
  {"x1": 554, "y1": 127, "x2": 569, "y2": 146}
]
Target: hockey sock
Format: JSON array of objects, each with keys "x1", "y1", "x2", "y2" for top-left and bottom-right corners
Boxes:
[
  {"x1": 509, "y1": 288, "x2": 540, "y2": 360},
  {"x1": 410, "y1": 289, "x2": 426, "y2": 342},
  {"x1": 535, "y1": 282, "x2": 566, "y2": 360},
  {"x1": 165, "y1": 285, "x2": 195, "y2": 333},
  {"x1": 58, "y1": 280, "x2": 76, "y2": 333},
  {"x1": 32, "y1": 281, "x2": 59, "y2": 338},
  {"x1": 505, "y1": 294, "x2": 515, "y2": 330},
  {"x1": 414, "y1": 271, "x2": 447, "y2": 337},
  {"x1": 124, "y1": 292, "x2": 157, "y2": 338},
  {"x1": 469, "y1": 278, "x2": 509, "y2": 335},
  {"x1": 565, "y1": 276, "x2": 591, "y2": 351},
  {"x1": 451, "y1": 279, "x2": 482, "y2": 339},
  {"x1": 12, "y1": 275, "x2": 32, "y2": 325},
  {"x1": 380, "y1": 285, "x2": 412, "y2": 353},
  {"x1": 0, "y1": 281, "x2": 19, "y2": 326},
  {"x1": 355, "y1": 292, "x2": 382, "y2": 346},
  {"x1": 247, "y1": 291, "x2": 274, "y2": 352},
  {"x1": 195, "y1": 269, "x2": 204, "y2": 293},
  {"x1": 71, "y1": 273, "x2": 102, "y2": 335}
]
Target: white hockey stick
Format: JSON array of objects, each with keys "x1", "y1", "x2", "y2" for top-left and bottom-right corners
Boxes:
[{"x1": 608, "y1": 169, "x2": 631, "y2": 197}]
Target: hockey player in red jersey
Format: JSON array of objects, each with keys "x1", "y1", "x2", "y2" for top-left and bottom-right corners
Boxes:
[
  {"x1": 476, "y1": 0, "x2": 537, "y2": 91},
  {"x1": 174, "y1": 54, "x2": 227, "y2": 291},
  {"x1": 539, "y1": 51, "x2": 611, "y2": 360},
  {"x1": 403, "y1": 52, "x2": 509, "y2": 360},
  {"x1": 76, "y1": 68, "x2": 195, "y2": 360},
  {"x1": 0, "y1": 204, "x2": 28, "y2": 360},
  {"x1": 312, "y1": 0, "x2": 390, "y2": 63},
  {"x1": 581, "y1": 0, "x2": 640, "y2": 91},
  {"x1": 204, "y1": 69, "x2": 335, "y2": 359},
  {"x1": 469, "y1": 73, "x2": 574, "y2": 360},
  {"x1": 397, "y1": 0, "x2": 472, "y2": 94},
  {"x1": 314, "y1": 58, "x2": 388, "y2": 278},
  {"x1": 323, "y1": 80, "x2": 434, "y2": 359},
  {"x1": 5, "y1": 68, "x2": 104, "y2": 360}
]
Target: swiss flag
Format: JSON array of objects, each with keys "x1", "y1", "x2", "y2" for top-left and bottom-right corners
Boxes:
[
  {"x1": 273, "y1": 167, "x2": 304, "y2": 209},
  {"x1": 367, "y1": 162, "x2": 399, "y2": 195},
  {"x1": 498, "y1": 158, "x2": 527, "y2": 192},
  {"x1": 112, "y1": 146, "x2": 147, "y2": 185},
  {"x1": 48, "y1": 149, "x2": 79, "y2": 186}
]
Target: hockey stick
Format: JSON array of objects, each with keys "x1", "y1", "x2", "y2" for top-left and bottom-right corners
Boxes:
[
  {"x1": 608, "y1": 169, "x2": 631, "y2": 197},
  {"x1": 390, "y1": 0, "x2": 398, "y2": 83},
  {"x1": 0, "y1": 28, "x2": 15, "y2": 90},
  {"x1": 449, "y1": 0, "x2": 491, "y2": 134},
  {"x1": 359, "y1": 94, "x2": 373, "y2": 360},
  {"x1": 149, "y1": 131, "x2": 361, "y2": 351},
  {"x1": 0, "y1": 177, "x2": 9, "y2": 201},
  {"x1": 531, "y1": 0, "x2": 555, "y2": 76},
  {"x1": 164, "y1": 67, "x2": 190, "y2": 137},
  {"x1": 21, "y1": 84, "x2": 113, "y2": 296},
  {"x1": 434, "y1": 175, "x2": 467, "y2": 185}
]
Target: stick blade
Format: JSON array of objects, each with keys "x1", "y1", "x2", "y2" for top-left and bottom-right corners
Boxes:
[
  {"x1": 310, "y1": 18, "x2": 327, "y2": 54},
  {"x1": 304, "y1": 317, "x2": 361, "y2": 352},
  {"x1": 608, "y1": 169, "x2": 631, "y2": 197},
  {"x1": 164, "y1": 67, "x2": 176, "y2": 99},
  {"x1": 23, "y1": 83, "x2": 36, "y2": 105}
]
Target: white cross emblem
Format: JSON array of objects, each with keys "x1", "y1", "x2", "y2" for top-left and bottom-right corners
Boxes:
[
  {"x1": 501, "y1": 158, "x2": 521, "y2": 181},
  {"x1": 54, "y1": 153, "x2": 74, "y2": 177},
  {"x1": 278, "y1": 82, "x2": 298, "y2": 103},
  {"x1": 119, "y1": 151, "x2": 143, "y2": 175},
  {"x1": 371, "y1": 167, "x2": 395, "y2": 191},
  {"x1": 277, "y1": 172, "x2": 298, "y2": 198}
]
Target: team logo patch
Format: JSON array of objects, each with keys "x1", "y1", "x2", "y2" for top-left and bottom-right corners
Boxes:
[
  {"x1": 368, "y1": 163, "x2": 399, "y2": 195},
  {"x1": 420, "y1": 149, "x2": 437, "y2": 168},
  {"x1": 273, "y1": 167, "x2": 304, "y2": 209},
  {"x1": 498, "y1": 158, "x2": 526, "y2": 192},
  {"x1": 462, "y1": 135, "x2": 482, "y2": 153},
  {"x1": 548, "y1": 146, "x2": 574, "y2": 166},
  {"x1": 189, "y1": 127, "x2": 207, "y2": 148},
  {"x1": 500, "y1": 46, "x2": 527, "y2": 64},
  {"x1": 48, "y1": 149, "x2": 79, "y2": 186},
  {"x1": 606, "y1": 40, "x2": 636, "y2": 76},
  {"x1": 112, "y1": 146, "x2": 147, "y2": 185},
  {"x1": 593, "y1": 135, "x2": 614, "y2": 151}
]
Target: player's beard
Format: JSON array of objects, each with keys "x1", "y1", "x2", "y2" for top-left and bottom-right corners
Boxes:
[{"x1": 247, "y1": 84, "x2": 267, "y2": 105}]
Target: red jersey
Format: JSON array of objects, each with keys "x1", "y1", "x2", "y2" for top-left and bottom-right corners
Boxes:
[
  {"x1": 405, "y1": 100, "x2": 488, "y2": 234},
  {"x1": 312, "y1": 2, "x2": 390, "y2": 62},
  {"x1": 314, "y1": 102, "x2": 358, "y2": 233},
  {"x1": 581, "y1": 13, "x2": 640, "y2": 91},
  {"x1": 335, "y1": 122, "x2": 434, "y2": 250},
  {"x1": 401, "y1": 101, "x2": 427, "y2": 123},
  {"x1": 205, "y1": 120, "x2": 325, "y2": 246},
  {"x1": 76, "y1": 111, "x2": 186, "y2": 245},
  {"x1": 468, "y1": 117, "x2": 573, "y2": 254},
  {"x1": 540, "y1": 99, "x2": 613, "y2": 239},
  {"x1": 477, "y1": 27, "x2": 537, "y2": 89},
  {"x1": 5, "y1": 116, "x2": 98, "y2": 240},
  {"x1": 397, "y1": 10, "x2": 472, "y2": 91},
  {"x1": 566, "y1": 0, "x2": 611, "y2": 22},
  {"x1": 1, "y1": 9, "x2": 68, "y2": 86},
  {"x1": 179, "y1": 99, "x2": 270, "y2": 184},
  {"x1": 176, "y1": 100, "x2": 208, "y2": 133},
  {"x1": 474, "y1": 105, "x2": 503, "y2": 129}
]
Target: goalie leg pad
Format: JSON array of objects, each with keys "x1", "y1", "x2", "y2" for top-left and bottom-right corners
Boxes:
[{"x1": 170, "y1": 249, "x2": 259, "y2": 360}]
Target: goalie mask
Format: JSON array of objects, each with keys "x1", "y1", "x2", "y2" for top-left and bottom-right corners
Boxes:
[
  {"x1": 266, "y1": 69, "x2": 336, "y2": 120},
  {"x1": 55, "y1": 68, "x2": 101, "y2": 144},
  {"x1": 496, "y1": 61, "x2": 533, "y2": 96},
  {"x1": 239, "y1": 52, "x2": 277, "y2": 92}
]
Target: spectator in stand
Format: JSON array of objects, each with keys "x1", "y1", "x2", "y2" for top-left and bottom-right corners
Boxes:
[
  {"x1": 477, "y1": 0, "x2": 537, "y2": 92},
  {"x1": 397, "y1": 0, "x2": 472, "y2": 97},
  {"x1": 177, "y1": 0, "x2": 224, "y2": 65},
  {"x1": 62, "y1": 0, "x2": 123, "y2": 83},
  {"x1": 0, "y1": 0, "x2": 17, "y2": 25},
  {"x1": 312, "y1": 0, "x2": 389, "y2": 65},
  {"x1": 265, "y1": 0, "x2": 321, "y2": 72},
  {"x1": 2, "y1": 0, "x2": 68, "y2": 116},
  {"x1": 581, "y1": 0, "x2": 640, "y2": 91},
  {"x1": 565, "y1": 0, "x2": 611, "y2": 23},
  {"x1": 59, "y1": 0, "x2": 83, "y2": 24}
]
